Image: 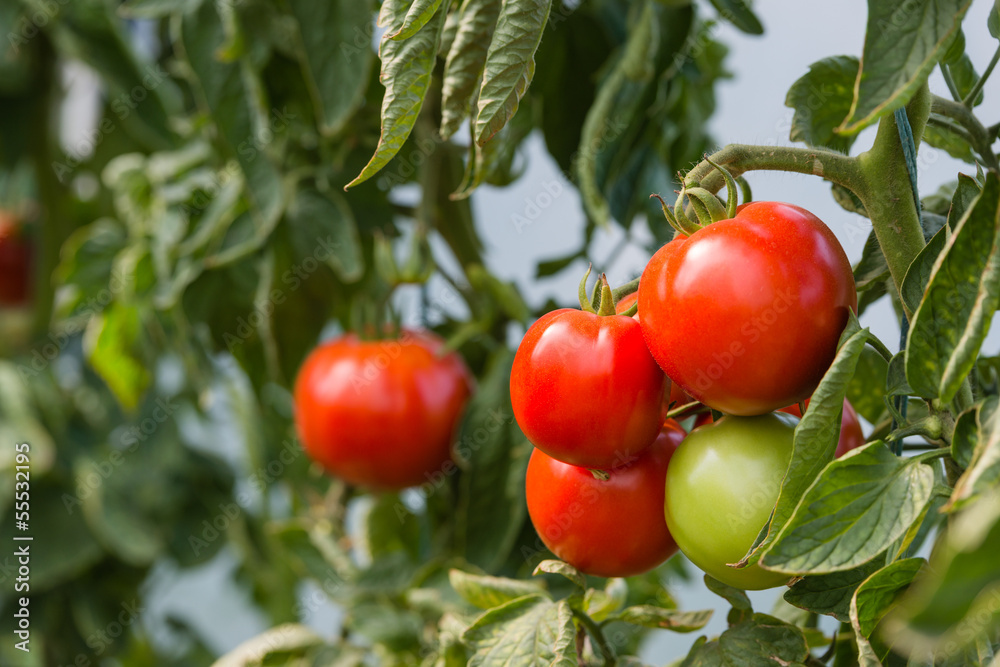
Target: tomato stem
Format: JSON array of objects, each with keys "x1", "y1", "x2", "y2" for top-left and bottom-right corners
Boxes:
[
  {"x1": 571, "y1": 609, "x2": 615, "y2": 666},
  {"x1": 596, "y1": 274, "x2": 617, "y2": 317},
  {"x1": 611, "y1": 277, "x2": 640, "y2": 302},
  {"x1": 578, "y1": 264, "x2": 597, "y2": 313}
]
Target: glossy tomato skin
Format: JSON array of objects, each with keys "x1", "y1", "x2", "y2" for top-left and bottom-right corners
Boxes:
[
  {"x1": 511, "y1": 309, "x2": 666, "y2": 469},
  {"x1": 781, "y1": 397, "x2": 865, "y2": 458},
  {"x1": 294, "y1": 331, "x2": 472, "y2": 490},
  {"x1": 639, "y1": 202, "x2": 857, "y2": 416},
  {"x1": 664, "y1": 413, "x2": 795, "y2": 590},
  {"x1": 0, "y1": 214, "x2": 31, "y2": 306},
  {"x1": 527, "y1": 420, "x2": 684, "y2": 577}
]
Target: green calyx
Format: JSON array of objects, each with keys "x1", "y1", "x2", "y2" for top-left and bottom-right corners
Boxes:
[
  {"x1": 577, "y1": 265, "x2": 630, "y2": 317},
  {"x1": 650, "y1": 161, "x2": 748, "y2": 236}
]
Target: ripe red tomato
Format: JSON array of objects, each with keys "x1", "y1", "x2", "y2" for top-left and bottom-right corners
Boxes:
[
  {"x1": 615, "y1": 291, "x2": 638, "y2": 317},
  {"x1": 664, "y1": 413, "x2": 796, "y2": 590},
  {"x1": 526, "y1": 420, "x2": 684, "y2": 577},
  {"x1": 0, "y1": 214, "x2": 31, "y2": 306},
  {"x1": 511, "y1": 309, "x2": 666, "y2": 469},
  {"x1": 638, "y1": 202, "x2": 856, "y2": 416},
  {"x1": 293, "y1": 331, "x2": 472, "y2": 490},
  {"x1": 781, "y1": 397, "x2": 865, "y2": 458}
]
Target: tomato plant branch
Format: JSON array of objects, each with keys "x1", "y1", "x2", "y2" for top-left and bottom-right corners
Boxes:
[
  {"x1": 865, "y1": 336, "x2": 894, "y2": 364},
  {"x1": 939, "y1": 63, "x2": 963, "y2": 102},
  {"x1": 571, "y1": 609, "x2": 615, "y2": 666},
  {"x1": 930, "y1": 95, "x2": 999, "y2": 170},
  {"x1": 964, "y1": 43, "x2": 1000, "y2": 108}
]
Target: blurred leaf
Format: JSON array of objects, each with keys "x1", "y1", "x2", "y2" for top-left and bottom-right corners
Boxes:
[
  {"x1": 839, "y1": 0, "x2": 972, "y2": 133},
  {"x1": 346, "y1": 0, "x2": 446, "y2": 188},
  {"x1": 347, "y1": 601, "x2": 424, "y2": 651},
  {"x1": 949, "y1": 398, "x2": 1000, "y2": 511},
  {"x1": 923, "y1": 123, "x2": 976, "y2": 162},
  {"x1": 905, "y1": 171, "x2": 1000, "y2": 402},
  {"x1": 761, "y1": 443, "x2": 936, "y2": 574},
  {"x1": 784, "y1": 560, "x2": 884, "y2": 623},
  {"x1": 462, "y1": 596, "x2": 576, "y2": 667},
  {"x1": 455, "y1": 349, "x2": 531, "y2": 571},
  {"x1": 707, "y1": 0, "x2": 763, "y2": 35},
  {"x1": 286, "y1": 188, "x2": 364, "y2": 282},
  {"x1": 611, "y1": 606, "x2": 713, "y2": 632},
  {"x1": 474, "y1": 0, "x2": 552, "y2": 146},
  {"x1": 289, "y1": 0, "x2": 375, "y2": 136},
  {"x1": 119, "y1": 0, "x2": 201, "y2": 19},
  {"x1": 449, "y1": 569, "x2": 548, "y2": 609},
  {"x1": 786, "y1": 56, "x2": 859, "y2": 152},
  {"x1": 83, "y1": 302, "x2": 150, "y2": 412},
  {"x1": 211, "y1": 624, "x2": 322, "y2": 666},
  {"x1": 365, "y1": 494, "x2": 420, "y2": 562},
  {"x1": 180, "y1": 0, "x2": 283, "y2": 223},
  {"x1": 440, "y1": 0, "x2": 501, "y2": 139},
  {"x1": 54, "y1": 218, "x2": 130, "y2": 316}
]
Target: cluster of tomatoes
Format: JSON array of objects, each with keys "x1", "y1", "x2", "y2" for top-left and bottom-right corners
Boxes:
[{"x1": 512, "y1": 201, "x2": 860, "y2": 588}]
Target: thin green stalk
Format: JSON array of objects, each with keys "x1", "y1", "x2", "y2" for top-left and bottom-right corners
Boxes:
[
  {"x1": 940, "y1": 62, "x2": 963, "y2": 102},
  {"x1": 573, "y1": 609, "x2": 615, "y2": 666},
  {"x1": 964, "y1": 43, "x2": 1000, "y2": 107}
]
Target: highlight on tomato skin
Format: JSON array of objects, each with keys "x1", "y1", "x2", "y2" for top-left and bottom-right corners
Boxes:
[
  {"x1": 526, "y1": 419, "x2": 685, "y2": 578},
  {"x1": 510, "y1": 307, "x2": 666, "y2": 470},
  {"x1": 638, "y1": 202, "x2": 857, "y2": 417},
  {"x1": 293, "y1": 330, "x2": 472, "y2": 491}
]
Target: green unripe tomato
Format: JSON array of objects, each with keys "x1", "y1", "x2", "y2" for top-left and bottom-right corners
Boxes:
[{"x1": 664, "y1": 413, "x2": 795, "y2": 590}]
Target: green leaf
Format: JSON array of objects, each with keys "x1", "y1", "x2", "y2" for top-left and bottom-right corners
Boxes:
[
  {"x1": 890, "y1": 491, "x2": 1000, "y2": 641},
  {"x1": 83, "y1": 302, "x2": 151, "y2": 412},
  {"x1": 760, "y1": 443, "x2": 936, "y2": 574},
  {"x1": 462, "y1": 596, "x2": 577, "y2": 667},
  {"x1": 949, "y1": 399, "x2": 1000, "y2": 511},
  {"x1": 851, "y1": 558, "x2": 925, "y2": 637},
  {"x1": 119, "y1": 0, "x2": 201, "y2": 19},
  {"x1": 473, "y1": 0, "x2": 552, "y2": 146},
  {"x1": 289, "y1": 0, "x2": 375, "y2": 136},
  {"x1": 741, "y1": 315, "x2": 868, "y2": 567},
  {"x1": 533, "y1": 559, "x2": 585, "y2": 589},
  {"x1": 391, "y1": 0, "x2": 446, "y2": 41},
  {"x1": 286, "y1": 188, "x2": 364, "y2": 282},
  {"x1": 838, "y1": 0, "x2": 973, "y2": 133},
  {"x1": 948, "y1": 173, "x2": 984, "y2": 229},
  {"x1": 535, "y1": 252, "x2": 582, "y2": 279},
  {"x1": 681, "y1": 613, "x2": 810, "y2": 667},
  {"x1": 947, "y1": 53, "x2": 984, "y2": 106},
  {"x1": 180, "y1": 1, "x2": 283, "y2": 224},
  {"x1": 785, "y1": 56, "x2": 859, "y2": 153},
  {"x1": 900, "y1": 221, "x2": 948, "y2": 314},
  {"x1": 990, "y1": 1, "x2": 999, "y2": 38},
  {"x1": 706, "y1": 0, "x2": 763, "y2": 34},
  {"x1": 449, "y1": 570, "x2": 548, "y2": 609},
  {"x1": 905, "y1": 171, "x2": 1000, "y2": 402},
  {"x1": 582, "y1": 578, "x2": 627, "y2": 622},
  {"x1": 440, "y1": 0, "x2": 501, "y2": 139},
  {"x1": 704, "y1": 574, "x2": 753, "y2": 611},
  {"x1": 455, "y1": 349, "x2": 532, "y2": 571},
  {"x1": 784, "y1": 560, "x2": 884, "y2": 623},
  {"x1": 854, "y1": 231, "x2": 891, "y2": 290},
  {"x1": 885, "y1": 352, "x2": 913, "y2": 398},
  {"x1": 345, "y1": 0, "x2": 446, "y2": 188},
  {"x1": 847, "y1": 346, "x2": 889, "y2": 424},
  {"x1": 612, "y1": 606, "x2": 713, "y2": 632},
  {"x1": 832, "y1": 183, "x2": 869, "y2": 218},
  {"x1": 923, "y1": 123, "x2": 976, "y2": 162}
]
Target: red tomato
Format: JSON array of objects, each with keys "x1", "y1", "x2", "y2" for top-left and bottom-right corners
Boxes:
[
  {"x1": 293, "y1": 331, "x2": 472, "y2": 490},
  {"x1": 526, "y1": 420, "x2": 684, "y2": 577},
  {"x1": 638, "y1": 202, "x2": 856, "y2": 416},
  {"x1": 781, "y1": 397, "x2": 865, "y2": 458},
  {"x1": 615, "y1": 291, "x2": 638, "y2": 317},
  {"x1": 511, "y1": 309, "x2": 666, "y2": 469},
  {"x1": 0, "y1": 214, "x2": 31, "y2": 306}
]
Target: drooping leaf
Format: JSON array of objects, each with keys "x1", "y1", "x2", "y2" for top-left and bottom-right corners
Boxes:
[
  {"x1": 706, "y1": 0, "x2": 763, "y2": 35},
  {"x1": 449, "y1": 570, "x2": 548, "y2": 609},
  {"x1": 760, "y1": 443, "x2": 936, "y2": 574},
  {"x1": 83, "y1": 302, "x2": 151, "y2": 412},
  {"x1": 440, "y1": 0, "x2": 501, "y2": 139},
  {"x1": 391, "y1": 0, "x2": 446, "y2": 41},
  {"x1": 462, "y1": 596, "x2": 577, "y2": 667},
  {"x1": 474, "y1": 0, "x2": 552, "y2": 146},
  {"x1": 839, "y1": 0, "x2": 972, "y2": 133},
  {"x1": 533, "y1": 560, "x2": 585, "y2": 589},
  {"x1": 900, "y1": 221, "x2": 948, "y2": 314},
  {"x1": 286, "y1": 188, "x2": 364, "y2": 283},
  {"x1": 905, "y1": 171, "x2": 1000, "y2": 402},
  {"x1": 786, "y1": 56, "x2": 859, "y2": 153},
  {"x1": 611, "y1": 606, "x2": 713, "y2": 632},
  {"x1": 847, "y1": 346, "x2": 890, "y2": 424},
  {"x1": 346, "y1": 0, "x2": 447, "y2": 188},
  {"x1": 289, "y1": 0, "x2": 375, "y2": 136}
]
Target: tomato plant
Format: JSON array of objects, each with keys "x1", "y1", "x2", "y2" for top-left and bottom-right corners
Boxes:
[
  {"x1": 294, "y1": 331, "x2": 471, "y2": 490},
  {"x1": 526, "y1": 419, "x2": 683, "y2": 578},
  {"x1": 510, "y1": 306, "x2": 665, "y2": 469},
  {"x1": 664, "y1": 413, "x2": 796, "y2": 590},
  {"x1": 639, "y1": 202, "x2": 857, "y2": 416},
  {"x1": 781, "y1": 397, "x2": 865, "y2": 458}
]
